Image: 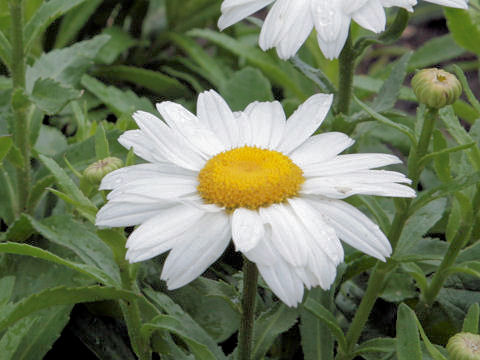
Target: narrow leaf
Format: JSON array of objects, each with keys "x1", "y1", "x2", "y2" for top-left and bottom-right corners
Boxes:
[
  {"x1": 463, "y1": 303, "x2": 480, "y2": 333},
  {"x1": 396, "y1": 303, "x2": 422, "y2": 360}
]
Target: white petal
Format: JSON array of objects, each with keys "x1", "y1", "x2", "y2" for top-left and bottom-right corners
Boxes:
[
  {"x1": 218, "y1": 0, "x2": 274, "y2": 30},
  {"x1": 288, "y1": 197, "x2": 344, "y2": 265},
  {"x1": 100, "y1": 163, "x2": 196, "y2": 190},
  {"x1": 352, "y1": 0, "x2": 386, "y2": 33},
  {"x1": 289, "y1": 132, "x2": 355, "y2": 167},
  {"x1": 96, "y1": 200, "x2": 174, "y2": 228},
  {"x1": 125, "y1": 204, "x2": 205, "y2": 262},
  {"x1": 118, "y1": 130, "x2": 164, "y2": 163},
  {"x1": 277, "y1": 94, "x2": 334, "y2": 154},
  {"x1": 380, "y1": 0, "x2": 416, "y2": 10},
  {"x1": 156, "y1": 101, "x2": 225, "y2": 157},
  {"x1": 242, "y1": 101, "x2": 286, "y2": 148},
  {"x1": 259, "y1": 0, "x2": 313, "y2": 59},
  {"x1": 309, "y1": 199, "x2": 392, "y2": 260},
  {"x1": 301, "y1": 153, "x2": 402, "y2": 177},
  {"x1": 259, "y1": 203, "x2": 310, "y2": 267},
  {"x1": 313, "y1": 2, "x2": 351, "y2": 59},
  {"x1": 197, "y1": 90, "x2": 240, "y2": 148},
  {"x1": 133, "y1": 111, "x2": 205, "y2": 170},
  {"x1": 423, "y1": 0, "x2": 468, "y2": 8},
  {"x1": 231, "y1": 208, "x2": 265, "y2": 252},
  {"x1": 161, "y1": 212, "x2": 231, "y2": 289},
  {"x1": 256, "y1": 261, "x2": 305, "y2": 307}
]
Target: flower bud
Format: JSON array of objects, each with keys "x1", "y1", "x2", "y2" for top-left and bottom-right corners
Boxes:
[
  {"x1": 447, "y1": 332, "x2": 480, "y2": 360},
  {"x1": 84, "y1": 157, "x2": 123, "y2": 185},
  {"x1": 411, "y1": 68, "x2": 462, "y2": 109}
]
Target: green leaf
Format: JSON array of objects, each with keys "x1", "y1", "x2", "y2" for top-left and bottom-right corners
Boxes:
[
  {"x1": 353, "y1": 338, "x2": 396, "y2": 356},
  {"x1": 96, "y1": 65, "x2": 190, "y2": 98},
  {"x1": 54, "y1": 0, "x2": 103, "y2": 48},
  {"x1": 34, "y1": 125, "x2": 68, "y2": 157},
  {"x1": 452, "y1": 65, "x2": 480, "y2": 116},
  {"x1": 373, "y1": 52, "x2": 412, "y2": 112},
  {"x1": 0, "y1": 316, "x2": 37, "y2": 360},
  {"x1": 26, "y1": 35, "x2": 110, "y2": 92},
  {"x1": 23, "y1": 0, "x2": 88, "y2": 53},
  {"x1": 0, "y1": 135, "x2": 12, "y2": 163},
  {"x1": 4, "y1": 214, "x2": 34, "y2": 242},
  {"x1": 300, "y1": 288, "x2": 334, "y2": 360},
  {"x1": 0, "y1": 29, "x2": 11, "y2": 68},
  {"x1": 0, "y1": 276, "x2": 15, "y2": 305},
  {"x1": 28, "y1": 78, "x2": 81, "y2": 115},
  {"x1": 252, "y1": 303, "x2": 298, "y2": 360},
  {"x1": 81, "y1": 74, "x2": 155, "y2": 117},
  {"x1": 408, "y1": 35, "x2": 465, "y2": 71},
  {"x1": 144, "y1": 289, "x2": 227, "y2": 360},
  {"x1": 463, "y1": 303, "x2": 479, "y2": 333},
  {"x1": 0, "y1": 242, "x2": 116, "y2": 286},
  {"x1": 95, "y1": 26, "x2": 138, "y2": 65},
  {"x1": 396, "y1": 198, "x2": 447, "y2": 256},
  {"x1": 0, "y1": 286, "x2": 137, "y2": 332},
  {"x1": 396, "y1": 304, "x2": 422, "y2": 360},
  {"x1": 445, "y1": 8, "x2": 480, "y2": 55},
  {"x1": 303, "y1": 298, "x2": 347, "y2": 352},
  {"x1": 221, "y1": 67, "x2": 273, "y2": 111},
  {"x1": 187, "y1": 29, "x2": 310, "y2": 100},
  {"x1": 142, "y1": 315, "x2": 217, "y2": 360},
  {"x1": 95, "y1": 123, "x2": 110, "y2": 159},
  {"x1": 38, "y1": 155, "x2": 97, "y2": 221},
  {"x1": 440, "y1": 106, "x2": 480, "y2": 170}
]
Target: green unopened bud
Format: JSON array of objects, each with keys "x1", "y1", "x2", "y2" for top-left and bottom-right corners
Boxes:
[
  {"x1": 411, "y1": 68, "x2": 462, "y2": 109},
  {"x1": 84, "y1": 157, "x2": 123, "y2": 185},
  {"x1": 447, "y1": 332, "x2": 480, "y2": 360}
]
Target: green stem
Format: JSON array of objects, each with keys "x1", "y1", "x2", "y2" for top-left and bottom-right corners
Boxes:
[
  {"x1": 238, "y1": 258, "x2": 259, "y2": 360},
  {"x1": 336, "y1": 33, "x2": 355, "y2": 115},
  {"x1": 119, "y1": 262, "x2": 151, "y2": 360},
  {"x1": 421, "y1": 225, "x2": 471, "y2": 307},
  {"x1": 9, "y1": 0, "x2": 31, "y2": 214}
]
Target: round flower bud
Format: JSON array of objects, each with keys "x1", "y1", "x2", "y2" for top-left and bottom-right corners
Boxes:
[
  {"x1": 447, "y1": 332, "x2": 480, "y2": 360},
  {"x1": 411, "y1": 68, "x2": 462, "y2": 109},
  {"x1": 84, "y1": 157, "x2": 123, "y2": 185}
]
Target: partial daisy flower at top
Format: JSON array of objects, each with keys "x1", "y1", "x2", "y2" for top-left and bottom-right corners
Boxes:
[
  {"x1": 218, "y1": 0, "x2": 468, "y2": 60},
  {"x1": 96, "y1": 90, "x2": 415, "y2": 307}
]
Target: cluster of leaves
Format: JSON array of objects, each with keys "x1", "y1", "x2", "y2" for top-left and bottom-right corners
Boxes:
[{"x1": 0, "y1": 0, "x2": 480, "y2": 359}]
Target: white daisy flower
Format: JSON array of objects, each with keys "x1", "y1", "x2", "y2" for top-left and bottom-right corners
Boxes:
[
  {"x1": 218, "y1": 0, "x2": 468, "y2": 60},
  {"x1": 96, "y1": 90, "x2": 415, "y2": 307}
]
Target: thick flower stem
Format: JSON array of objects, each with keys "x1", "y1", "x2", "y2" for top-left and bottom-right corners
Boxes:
[
  {"x1": 238, "y1": 258, "x2": 259, "y2": 360},
  {"x1": 119, "y1": 263, "x2": 151, "y2": 360},
  {"x1": 336, "y1": 34, "x2": 355, "y2": 115},
  {"x1": 9, "y1": 0, "x2": 31, "y2": 214}
]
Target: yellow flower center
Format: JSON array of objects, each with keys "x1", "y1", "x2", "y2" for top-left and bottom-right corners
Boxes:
[{"x1": 197, "y1": 146, "x2": 304, "y2": 210}]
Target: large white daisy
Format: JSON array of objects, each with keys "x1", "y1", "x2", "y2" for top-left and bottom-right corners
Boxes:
[
  {"x1": 218, "y1": 0, "x2": 468, "y2": 60},
  {"x1": 96, "y1": 90, "x2": 415, "y2": 307}
]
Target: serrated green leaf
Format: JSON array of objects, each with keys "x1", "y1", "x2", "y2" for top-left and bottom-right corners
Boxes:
[
  {"x1": 23, "y1": 0, "x2": 88, "y2": 53},
  {"x1": 96, "y1": 65, "x2": 190, "y2": 98},
  {"x1": 33, "y1": 125, "x2": 68, "y2": 157},
  {"x1": 0, "y1": 286, "x2": 137, "y2": 332},
  {"x1": 396, "y1": 304, "x2": 422, "y2": 360},
  {"x1": 445, "y1": 8, "x2": 480, "y2": 55},
  {"x1": 252, "y1": 303, "x2": 298, "y2": 360},
  {"x1": 96, "y1": 26, "x2": 137, "y2": 65},
  {"x1": 463, "y1": 303, "x2": 479, "y2": 333},
  {"x1": 26, "y1": 35, "x2": 110, "y2": 92},
  {"x1": 29, "y1": 78, "x2": 81, "y2": 115},
  {"x1": 142, "y1": 315, "x2": 217, "y2": 360},
  {"x1": 303, "y1": 298, "x2": 347, "y2": 352}
]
